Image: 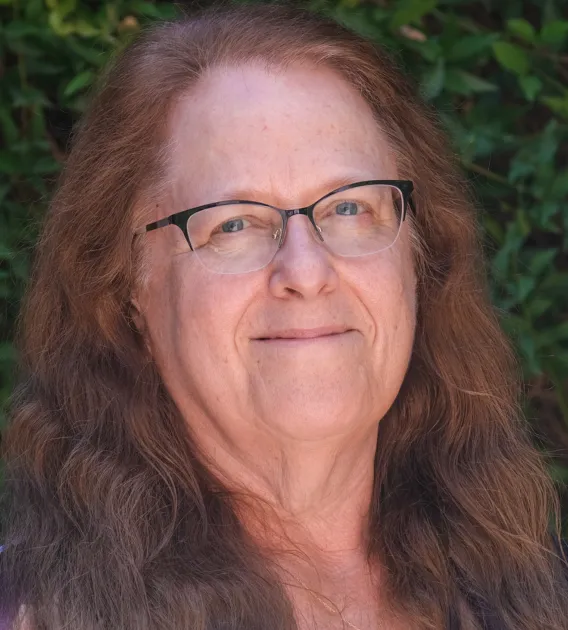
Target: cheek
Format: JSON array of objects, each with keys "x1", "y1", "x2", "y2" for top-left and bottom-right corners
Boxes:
[
  {"x1": 349, "y1": 245, "x2": 416, "y2": 370},
  {"x1": 177, "y1": 278, "x2": 234, "y2": 363},
  {"x1": 137, "y1": 222, "x2": 262, "y2": 382},
  {"x1": 142, "y1": 251, "x2": 254, "y2": 375},
  {"x1": 366, "y1": 252, "x2": 415, "y2": 325},
  {"x1": 376, "y1": 270, "x2": 416, "y2": 361}
]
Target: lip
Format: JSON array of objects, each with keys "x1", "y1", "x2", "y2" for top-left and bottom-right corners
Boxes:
[{"x1": 253, "y1": 326, "x2": 353, "y2": 341}]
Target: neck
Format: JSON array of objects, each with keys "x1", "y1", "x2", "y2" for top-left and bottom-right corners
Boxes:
[
  {"x1": 196, "y1": 423, "x2": 379, "y2": 558},
  {"x1": 193, "y1": 420, "x2": 388, "y2": 628}
]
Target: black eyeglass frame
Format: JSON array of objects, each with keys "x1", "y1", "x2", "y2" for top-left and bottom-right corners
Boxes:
[{"x1": 134, "y1": 179, "x2": 415, "y2": 252}]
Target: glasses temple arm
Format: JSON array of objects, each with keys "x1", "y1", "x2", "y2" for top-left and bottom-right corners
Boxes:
[
  {"x1": 407, "y1": 195, "x2": 416, "y2": 216},
  {"x1": 134, "y1": 217, "x2": 172, "y2": 235}
]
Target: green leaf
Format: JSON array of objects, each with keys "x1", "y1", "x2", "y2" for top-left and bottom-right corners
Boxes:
[
  {"x1": 65, "y1": 38, "x2": 106, "y2": 65},
  {"x1": 540, "y1": 20, "x2": 568, "y2": 47},
  {"x1": 517, "y1": 208, "x2": 531, "y2": 236},
  {"x1": 516, "y1": 275, "x2": 536, "y2": 302},
  {"x1": 483, "y1": 215, "x2": 504, "y2": 243},
  {"x1": 547, "y1": 463, "x2": 568, "y2": 484},
  {"x1": 0, "y1": 108, "x2": 19, "y2": 145},
  {"x1": 526, "y1": 298, "x2": 553, "y2": 320},
  {"x1": 4, "y1": 39, "x2": 44, "y2": 57},
  {"x1": 518, "y1": 75, "x2": 542, "y2": 101},
  {"x1": 3, "y1": 20, "x2": 41, "y2": 38},
  {"x1": 0, "y1": 246, "x2": 14, "y2": 260},
  {"x1": 73, "y1": 19, "x2": 100, "y2": 38},
  {"x1": 129, "y1": 1, "x2": 178, "y2": 19},
  {"x1": 550, "y1": 172, "x2": 568, "y2": 199},
  {"x1": 0, "y1": 184, "x2": 10, "y2": 204},
  {"x1": 48, "y1": 8, "x2": 77, "y2": 36},
  {"x1": 518, "y1": 332, "x2": 541, "y2": 376},
  {"x1": 445, "y1": 69, "x2": 497, "y2": 95},
  {"x1": 129, "y1": 1, "x2": 166, "y2": 18},
  {"x1": 528, "y1": 248, "x2": 558, "y2": 277},
  {"x1": 31, "y1": 156, "x2": 61, "y2": 174},
  {"x1": 507, "y1": 18, "x2": 536, "y2": 43},
  {"x1": 545, "y1": 356, "x2": 568, "y2": 382},
  {"x1": 421, "y1": 58, "x2": 445, "y2": 100},
  {"x1": 540, "y1": 272, "x2": 568, "y2": 293},
  {"x1": 26, "y1": 60, "x2": 66, "y2": 75},
  {"x1": 23, "y1": 0, "x2": 44, "y2": 18},
  {"x1": 328, "y1": 6, "x2": 385, "y2": 40},
  {"x1": 46, "y1": 0, "x2": 76, "y2": 18},
  {"x1": 492, "y1": 41, "x2": 530, "y2": 75},
  {"x1": 63, "y1": 70, "x2": 94, "y2": 97},
  {"x1": 541, "y1": 96, "x2": 568, "y2": 119},
  {"x1": 0, "y1": 343, "x2": 16, "y2": 363},
  {"x1": 403, "y1": 38, "x2": 441, "y2": 62},
  {"x1": 9, "y1": 86, "x2": 51, "y2": 108},
  {"x1": 536, "y1": 322, "x2": 568, "y2": 348},
  {"x1": 446, "y1": 34, "x2": 498, "y2": 61},
  {"x1": 390, "y1": 0, "x2": 438, "y2": 29},
  {"x1": 0, "y1": 151, "x2": 24, "y2": 175}
]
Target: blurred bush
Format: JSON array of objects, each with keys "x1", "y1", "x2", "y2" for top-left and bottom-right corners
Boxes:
[{"x1": 0, "y1": 0, "x2": 567, "y2": 484}]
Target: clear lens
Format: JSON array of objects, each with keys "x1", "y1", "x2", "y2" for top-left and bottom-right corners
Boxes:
[
  {"x1": 186, "y1": 185, "x2": 404, "y2": 274},
  {"x1": 313, "y1": 184, "x2": 404, "y2": 257},
  {"x1": 187, "y1": 202, "x2": 282, "y2": 274}
]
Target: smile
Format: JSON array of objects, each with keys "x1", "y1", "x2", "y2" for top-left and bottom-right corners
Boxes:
[{"x1": 254, "y1": 327, "x2": 354, "y2": 342}]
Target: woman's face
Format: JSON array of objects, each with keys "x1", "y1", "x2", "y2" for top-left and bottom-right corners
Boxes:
[{"x1": 135, "y1": 63, "x2": 417, "y2": 446}]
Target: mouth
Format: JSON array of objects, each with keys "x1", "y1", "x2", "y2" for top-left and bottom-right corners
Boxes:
[{"x1": 254, "y1": 326, "x2": 354, "y2": 341}]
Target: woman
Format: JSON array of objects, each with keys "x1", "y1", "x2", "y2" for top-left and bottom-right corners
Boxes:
[{"x1": 1, "y1": 4, "x2": 567, "y2": 629}]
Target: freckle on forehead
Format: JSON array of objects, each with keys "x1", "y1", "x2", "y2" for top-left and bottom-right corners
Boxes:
[{"x1": 167, "y1": 63, "x2": 396, "y2": 207}]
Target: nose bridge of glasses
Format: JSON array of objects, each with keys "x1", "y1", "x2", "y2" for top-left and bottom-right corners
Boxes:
[
  {"x1": 284, "y1": 207, "x2": 310, "y2": 218},
  {"x1": 280, "y1": 206, "x2": 323, "y2": 244}
]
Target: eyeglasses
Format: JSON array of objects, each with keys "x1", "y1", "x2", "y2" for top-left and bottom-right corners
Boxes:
[{"x1": 134, "y1": 180, "x2": 415, "y2": 274}]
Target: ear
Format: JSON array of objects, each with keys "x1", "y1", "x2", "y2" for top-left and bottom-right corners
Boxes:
[
  {"x1": 130, "y1": 294, "x2": 146, "y2": 335},
  {"x1": 129, "y1": 294, "x2": 154, "y2": 358}
]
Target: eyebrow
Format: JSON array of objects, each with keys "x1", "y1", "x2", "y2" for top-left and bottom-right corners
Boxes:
[{"x1": 208, "y1": 172, "x2": 383, "y2": 206}]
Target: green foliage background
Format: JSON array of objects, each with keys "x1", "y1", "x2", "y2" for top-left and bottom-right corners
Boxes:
[{"x1": 0, "y1": 0, "x2": 567, "y2": 508}]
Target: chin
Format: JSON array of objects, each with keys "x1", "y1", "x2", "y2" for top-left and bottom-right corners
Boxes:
[{"x1": 259, "y1": 399, "x2": 377, "y2": 441}]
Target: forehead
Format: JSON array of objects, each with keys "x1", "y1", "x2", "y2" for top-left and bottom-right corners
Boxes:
[{"x1": 165, "y1": 62, "x2": 397, "y2": 208}]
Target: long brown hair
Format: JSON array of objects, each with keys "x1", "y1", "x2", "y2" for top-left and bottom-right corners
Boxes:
[{"x1": 1, "y1": 4, "x2": 567, "y2": 629}]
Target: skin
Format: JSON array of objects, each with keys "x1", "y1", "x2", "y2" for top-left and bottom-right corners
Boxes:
[{"x1": 133, "y1": 62, "x2": 417, "y2": 629}]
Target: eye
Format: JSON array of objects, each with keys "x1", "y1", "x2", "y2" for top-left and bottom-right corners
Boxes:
[
  {"x1": 335, "y1": 201, "x2": 360, "y2": 216},
  {"x1": 221, "y1": 218, "x2": 248, "y2": 233}
]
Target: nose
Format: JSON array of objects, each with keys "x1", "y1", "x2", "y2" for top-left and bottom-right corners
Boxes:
[{"x1": 268, "y1": 214, "x2": 339, "y2": 299}]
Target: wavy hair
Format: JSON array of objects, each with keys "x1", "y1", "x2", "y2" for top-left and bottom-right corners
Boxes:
[{"x1": 1, "y1": 4, "x2": 567, "y2": 629}]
